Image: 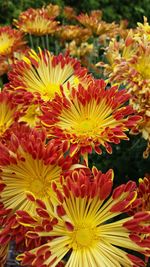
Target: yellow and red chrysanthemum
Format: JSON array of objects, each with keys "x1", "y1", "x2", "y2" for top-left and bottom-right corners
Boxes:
[
  {"x1": 41, "y1": 80, "x2": 141, "y2": 156},
  {"x1": 0, "y1": 26, "x2": 26, "y2": 58},
  {"x1": 57, "y1": 25, "x2": 91, "y2": 44},
  {"x1": 7, "y1": 48, "x2": 93, "y2": 102},
  {"x1": 0, "y1": 91, "x2": 21, "y2": 141},
  {"x1": 0, "y1": 125, "x2": 73, "y2": 218},
  {"x1": 16, "y1": 168, "x2": 150, "y2": 266},
  {"x1": 65, "y1": 40, "x2": 94, "y2": 58},
  {"x1": 137, "y1": 177, "x2": 150, "y2": 212},
  {"x1": 77, "y1": 12, "x2": 117, "y2": 37},
  {"x1": 136, "y1": 16, "x2": 150, "y2": 40},
  {"x1": 14, "y1": 8, "x2": 59, "y2": 36},
  {"x1": 97, "y1": 27, "x2": 150, "y2": 158}
]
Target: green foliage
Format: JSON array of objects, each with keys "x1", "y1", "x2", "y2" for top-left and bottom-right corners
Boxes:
[
  {"x1": 0, "y1": 0, "x2": 150, "y2": 26},
  {"x1": 89, "y1": 135, "x2": 150, "y2": 185}
]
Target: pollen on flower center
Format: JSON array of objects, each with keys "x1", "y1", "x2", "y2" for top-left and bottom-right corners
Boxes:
[
  {"x1": 77, "y1": 119, "x2": 96, "y2": 134},
  {"x1": 135, "y1": 57, "x2": 150, "y2": 79},
  {"x1": 0, "y1": 35, "x2": 13, "y2": 54},
  {"x1": 71, "y1": 226, "x2": 97, "y2": 249},
  {"x1": 43, "y1": 83, "x2": 60, "y2": 100},
  {"x1": 29, "y1": 179, "x2": 46, "y2": 196}
]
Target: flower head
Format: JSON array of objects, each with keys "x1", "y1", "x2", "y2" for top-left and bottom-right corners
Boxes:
[
  {"x1": 14, "y1": 8, "x2": 59, "y2": 36},
  {"x1": 137, "y1": 16, "x2": 150, "y2": 40},
  {"x1": 41, "y1": 80, "x2": 141, "y2": 156},
  {"x1": 0, "y1": 26, "x2": 26, "y2": 58},
  {"x1": 136, "y1": 177, "x2": 150, "y2": 212},
  {"x1": 46, "y1": 4, "x2": 60, "y2": 18},
  {"x1": 57, "y1": 25, "x2": 91, "y2": 44},
  {"x1": 0, "y1": 125, "x2": 73, "y2": 217},
  {"x1": 7, "y1": 49, "x2": 92, "y2": 101},
  {"x1": 0, "y1": 91, "x2": 20, "y2": 141},
  {"x1": 77, "y1": 12, "x2": 117, "y2": 36},
  {"x1": 16, "y1": 168, "x2": 149, "y2": 266},
  {"x1": 65, "y1": 40, "x2": 94, "y2": 58},
  {"x1": 63, "y1": 6, "x2": 77, "y2": 20}
]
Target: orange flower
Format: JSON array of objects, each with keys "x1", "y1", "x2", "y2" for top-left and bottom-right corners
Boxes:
[
  {"x1": 63, "y1": 6, "x2": 77, "y2": 20},
  {"x1": 14, "y1": 8, "x2": 59, "y2": 36},
  {"x1": 77, "y1": 12, "x2": 117, "y2": 36},
  {"x1": 57, "y1": 25, "x2": 91, "y2": 44},
  {"x1": 7, "y1": 48, "x2": 93, "y2": 101},
  {"x1": 0, "y1": 26, "x2": 26, "y2": 58},
  {"x1": 46, "y1": 3, "x2": 60, "y2": 18},
  {"x1": 41, "y1": 80, "x2": 141, "y2": 157},
  {"x1": 16, "y1": 168, "x2": 149, "y2": 267}
]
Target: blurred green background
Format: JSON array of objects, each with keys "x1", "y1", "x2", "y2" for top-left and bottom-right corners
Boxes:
[{"x1": 0, "y1": 0, "x2": 150, "y2": 26}]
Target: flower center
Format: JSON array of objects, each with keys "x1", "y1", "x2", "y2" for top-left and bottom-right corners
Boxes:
[
  {"x1": 1, "y1": 155, "x2": 62, "y2": 210},
  {"x1": 135, "y1": 56, "x2": 150, "y2": 79},
  {"x1": 71, "y1": 226, "x2": 97, "y2": 249},
  {"x1": 0, "y1": 34, "x2": 13, "y2": 55},
  {"x1": 29, "y1": 179, "x2": 45, "y2": 195},
  {"x1": 42, "y1": 83, "x2": 61, "y2": 101},
  {"x1": 19, "y1": 105, "x2": 41, "y2": 127}
]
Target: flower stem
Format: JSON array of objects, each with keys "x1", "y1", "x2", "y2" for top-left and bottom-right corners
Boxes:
[
  {"x1": 41, "y1": 36, "x2": 46, "y2": 49},
  {"x1": 46, "y1": 35, "x2": 50, "y2": 50},
  {"x1": 29, "y1": 34, "x2": 34, "y2": 49}
]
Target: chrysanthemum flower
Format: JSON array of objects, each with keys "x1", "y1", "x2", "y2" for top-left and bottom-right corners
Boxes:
[
  {"x1": 65, "y1": 40, "x2": 94, "y2": 58},
  {"x1": 16, "y1": 168, "x2": 149, "y2": 267},
  {"x1": 136, "y1": 177, "x2": 150, "y2": 212},
  {"x1": 97, "y1": 29, "x2": 150, "y2": 157},
  {"x1": 0, "y1": 58, "x2": 9, "y2": 76},
  {"x1": 7, "y1": 49, "x2": 93, "y2": 101},
  {"x1": 0, "y1": 91, "x2": 20, "y2": 140},
  {"x1": 46, "y1": 4, "x2": 60, "y2": 18},
  {"x1": 77, "y1": 12, "x2": 117, "y2": 36},
  {"x1": 14, "y1": 8, "x2": 59, "y2": 36},
  {"x1": 57, "y1": 25, "x2": 91, "y2": 44},
  {"x1": 0, "y1": 26, "x2": 26, "y2": 58},
  {"x1": 0, "y1": 125, "x2": 73, "y2": 217},
  {"x1": 63, "y1": 6, "x2": 77, "y2": 20},
  {"x1": 137, "y1": 16, "x2": 150, "y2": 40},
  {"x1": 41, "y1": 80, "x2": 141, "y2": 157}
]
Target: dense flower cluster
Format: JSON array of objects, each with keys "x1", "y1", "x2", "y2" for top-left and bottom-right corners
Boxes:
[
  {"x1": 0, "y1": 4, "x2": 149, "y2": 267},
  {"x1": 97, "y1": 19, "x2": 150, "y2": 158}
]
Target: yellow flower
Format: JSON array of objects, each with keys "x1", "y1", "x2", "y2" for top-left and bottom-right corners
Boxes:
[
  {"x1": 7, "y1": 49, "x2": 92, "y2": 101},
  {"x1": 0, "y1": 91, "x2": 19, "y2": 139},
  {"x1": 0, "y1": 26, "x2": 26, "y2": 57},
  {"x1": 16, "y1": 168, "x2": 149, "y2": 267},
  {"x1": 14, "y1": 8, "x2": 59, "y2": 36}
]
